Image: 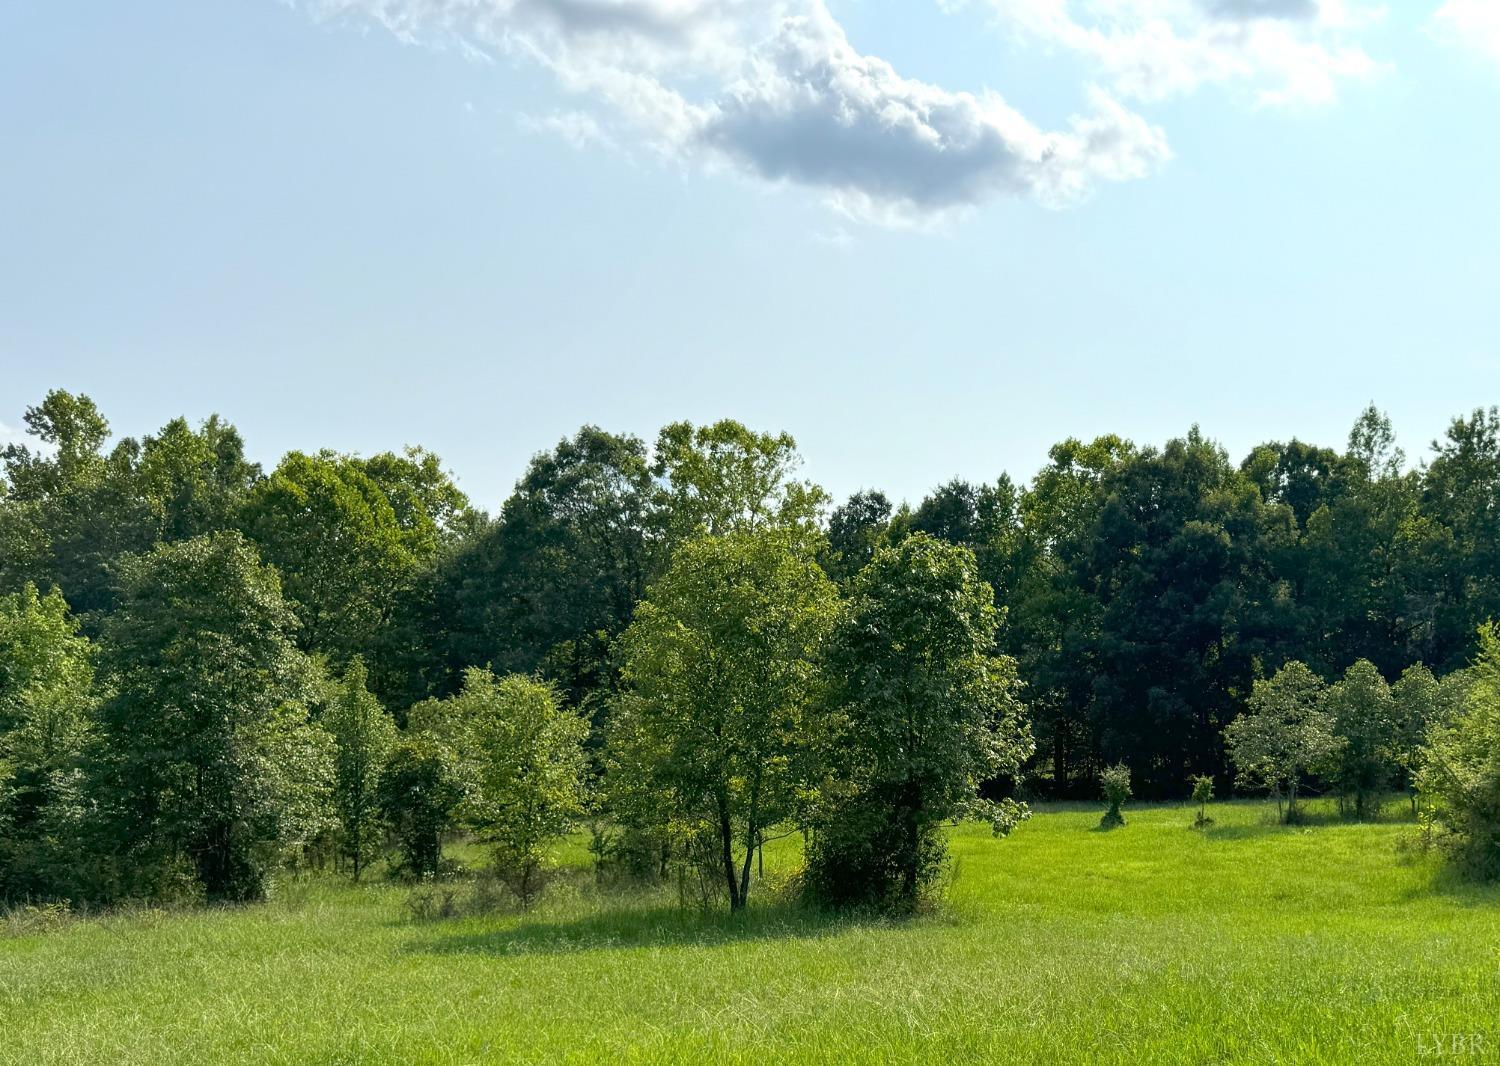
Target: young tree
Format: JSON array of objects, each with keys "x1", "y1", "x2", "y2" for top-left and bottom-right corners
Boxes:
[
  {"x1": 377, "y1": 736, "x2": 463, "y2": 880},
  {"x1": 1324, "y1": 659, "x2": 1398, "y2": 819},
  {"x1": 1190, "y1": 774, "x2": 1215, "y2": 828},
  {"x1": 455, "y1": 670, "x2": 589, "y2": 907},
  {"x1": 1418, "y1": 624, "x2": 1500, "y2": 878},
  {"x1": 1391, "y1": 663, "x2": 1444, "y2": 815},
  {"x1": 93, "y1": 533, "x2": 332, "y2": 902},
  {"x1": 1224, "y1": 661, "x2": 1338, "y2": 824},
  {"x1": 322, "y1": 659, "x2": 396, "y2": 881},
  {"x1": 0, "y1": 584, "x2": 96, "y2": 901},
  {"x1": 806, "y1": 534, "x2": 1032, "y2": 911},
  {"x1": 610, "y1": 529, "x2": 840, "y2": 912},
  {"x1": 1099, "y1": 764, "x2": 1131, "y2": 829}
]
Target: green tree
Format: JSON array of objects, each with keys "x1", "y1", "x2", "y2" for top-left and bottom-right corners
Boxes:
[
  {"x1": 240, "y1": 451, "x2": 415, "y2": 663},
  {"x1": 1418, "y1": 624, "x2": 1500, "y2": 878},
  {"x1": 1324, "y1": 659, "x2": 1398, "y2": 819},
  {"x1": 1190, "y1": 774, "x2": 1214, "y2": 828},
  {"x1": 0, "y1": 584, "x2": 96, "y2": 900},
  {"x1": 93, "y1": 533, "x2": 332, "y2": 902},
  {"x1": 1391, "y1": 663, "x2": 1446, "y2": 814},
  {"x1": 322, "y1": 658, "x2": 397, "y2": 881},
  {"x1": 822, "y1": 489, "x2": 893, "y2": 584},
  {"x1": 1224, "y1": 661, "x2": 1337, "y2": 824},
  {"x1": 651, "y1": 419, "x2": 827, "y2": 543},
  {"x1": 1099, "y1": 763, "x2": 1131, "y2": 829},
  {"x1": 377, "y1": 736, "x2": 463, "y2": 880},
  {"x1": 807, "y1": 534, "x2": 1032, "y2": 910},
  {"x1": 453, "y1": 671, "x2": 589, "y2": 906},
  {"x1": 426, "y1": 427, "x2": 657, "y2": 709},
  {"x1": 610, "y1": 529, "x2": 839, "y2": 912}
]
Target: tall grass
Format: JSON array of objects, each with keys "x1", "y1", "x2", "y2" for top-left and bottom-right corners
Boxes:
[{"x1": 2, "y1": 799, "x2": 1496, "y2": 1064}]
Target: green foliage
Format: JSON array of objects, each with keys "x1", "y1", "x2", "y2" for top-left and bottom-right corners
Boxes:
[
  {"x1": 377, "y1": 737, "x2": 462, "y2": 880},
  {"x1": 1098, "y1": 763, "x2": 1131, "y2": 829},
  {"x1": 240, "y1": 451, "x2": 416, "y2": 663},
  {"x1": 452, "y1": 671, "x2": 590, "y2": 907},
  {"x1": 92, "y1": 533, "x2": 332, "y2": 902},
  {"x1": 806, "y1": 534, "x2": 1032, "y2": 911},
  {"x1": 651, "y1": 419, "x2": 828, "y2": 542},
  {"x1": 1224, "y1": 661, "x2": 1338, "y2": 824},
  {"x1": 610, "y1": 529, "x2": 840, "y2": 911},
  {"x1": 1418, "y1": 624, "x2": 1500, "y2": 878},
  {"x1": 1190, "y1": 774, "x2": 1214, "y2": 828},
  {"x1": 321, "y1": 659, "x2": 396, "y2": 881},
  {"x1": 0, "y1": 584, "x2": 96, "y2": 901},
  {"x1": 1323, "y1": 659, "x2": 1398, "y2": 819}
]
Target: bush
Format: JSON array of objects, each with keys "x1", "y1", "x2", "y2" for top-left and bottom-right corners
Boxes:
[{"x1": 1099, "y1": 764, "x2": 1131, "y2": 829}]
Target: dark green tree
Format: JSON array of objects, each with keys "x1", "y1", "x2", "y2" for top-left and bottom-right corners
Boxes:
[{"x1": 93, "y1": 533, "x2": 331, "y2": 902}]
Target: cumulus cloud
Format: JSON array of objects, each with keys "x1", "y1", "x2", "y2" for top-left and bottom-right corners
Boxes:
[
  {"x1": 1431, "y1": 1, "x2": 1500, "y2": 67},
  {"x1": 294, "y1": 0, "x2": 1168, "y2": 221},
  {"x1": 978, "y1": 0, "x2": 1383, "y2": 106}
]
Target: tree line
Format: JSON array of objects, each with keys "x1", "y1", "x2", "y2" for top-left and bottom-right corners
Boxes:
[{"x1": 3, "y1": 389, "x2": 1500, "y2": 907}]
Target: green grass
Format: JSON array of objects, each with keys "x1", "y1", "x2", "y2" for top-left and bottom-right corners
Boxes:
[{"x1": 3, "y1": 800, "x2": 1499, "y2": 1064}]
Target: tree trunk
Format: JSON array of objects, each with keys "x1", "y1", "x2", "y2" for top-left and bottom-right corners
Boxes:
[{"x1": 718, "y1": 797, "x2": 741, "y2": 911}]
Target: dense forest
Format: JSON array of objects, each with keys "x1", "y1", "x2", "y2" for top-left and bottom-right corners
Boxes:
[{"x1": 4, "y1": 389, "x2": 1500, "y2": 907}]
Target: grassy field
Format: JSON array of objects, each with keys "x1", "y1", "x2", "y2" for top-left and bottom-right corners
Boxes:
[{"x1": 3, "y1": 799, "x2": 1498, "y2": 1064}]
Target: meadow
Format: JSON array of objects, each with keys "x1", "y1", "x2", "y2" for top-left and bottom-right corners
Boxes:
[{"x1": 3, "y1": 799, "x2": 1498, "y2": 1065}]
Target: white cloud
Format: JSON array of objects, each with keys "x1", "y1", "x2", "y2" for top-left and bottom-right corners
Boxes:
[
  {"x1": 519, "y1": 108, "x2": 617, "y2": 149},
  {"x1": 293, "y1": 0, "x2": 1168, "y2": 221},
  {"x1": 1431, "y1": 1, "x2": 1500, "y2": 68},
  {"x1": 697, "y1": 10, "x2": 1168, "y2": 220},
  {"x1": 972, "y1": 0, "x2": 1384, "y2": 107}
]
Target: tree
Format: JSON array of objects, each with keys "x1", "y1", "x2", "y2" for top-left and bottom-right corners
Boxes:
[
  {"x1": 0, "y1": 394, "x2": 262, "y2": 624},
  {"x1": 93, "y1": 533, "x2": 332, "y2": 902},
  {"x1": 377, "y1": 737, "x2": 463, "y2": 880},
  {"x1": 455, "y1": 670, "x2": 589, "y2": 907},
  {"x1": 425, "y1": 428, "x2": 657, "y2": 709},
  {"x1": 609, "y1": 529, "x2": 840, "y2": 912},
  {"x1": 1099, "y1": 764, "x2": 1131, "y2": 829},
  {"x1": 1418, "y1": 624, "x2": 1500, "y2": 878},
  {"x1": 1224, "y1": 661, "x2": 1337, "y2": 824},
  {"x1": 651, "y1": 419, "x2": 827, "y2": 542},
  {"x1": 822, "y1": 489, "x2": 893, "y2": 584},
  {"x1": 240, "y1": 451, "x2": 415, "y2": 664},
  {"x1": 0, "y1": 584, "x2": 96, "y2": 901},
  {"x1": 1391, "y1": 663, "x2": 1444, "y2": 814},
  {"x1": 1324, "y1": 659, "x2": 1398, "y2": 819},
  {"x1": 1190, "y1": 774, "x2": 1214, "y2": 828},
  {"x1": 806, "y1": 534, "x2": 1032, "y2": 910},
  {"x1": 322, "y1": 659, "x2": 397, "y2": 881}
]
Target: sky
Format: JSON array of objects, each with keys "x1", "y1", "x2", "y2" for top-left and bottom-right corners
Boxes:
[{"x1": 2, "y1": 0, "x2": 1498, "y2": 512}]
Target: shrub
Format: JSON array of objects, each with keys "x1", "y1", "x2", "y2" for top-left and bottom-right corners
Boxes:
[
  {"x1": 377, "y1": 737, "x2": 462, "y2": 881},
  {"x1": 1099, "y1": 763, "x2": 1131, "y2": 829}
]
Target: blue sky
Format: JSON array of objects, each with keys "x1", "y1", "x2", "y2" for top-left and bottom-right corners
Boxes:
[{"x1": 2, "y1": 0, "x2": 1498, "y2": 511}]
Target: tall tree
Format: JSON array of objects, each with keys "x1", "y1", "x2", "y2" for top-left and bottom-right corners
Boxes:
[
  {"x1": 651, "y1": 419, "x2": 827, "y2": 542},
  {"x1": 427, "y1": 428, "x2": 657, "y2": 707},
  {"x1": 609, "y1": 529, "x2": 839, "y2": 912},
  {"x1": 322, "y1": 658, "x2": 397, "y2": 881},
  {"x1": 807, "y1": 534, "x2": 1032, "y2": 910},
  {"x1": 240, "y1": 451, "x2": 415, "y2": 664},
  {"x1": 822, "y1": 489, "x2": 893, "y2": 584},
  {"x1": 93, "y1": 533, "x2": 331, "y2": 902}
]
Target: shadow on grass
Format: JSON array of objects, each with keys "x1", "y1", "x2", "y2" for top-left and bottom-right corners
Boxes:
[{"x1": 408, "y1": 899, "x2": 873, "y2": 958}]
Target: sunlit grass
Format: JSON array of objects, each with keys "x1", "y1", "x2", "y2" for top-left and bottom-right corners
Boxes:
[{"x1": 2, "y1": 799, "x2": 1497, "y2": 1064}]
